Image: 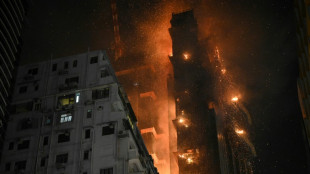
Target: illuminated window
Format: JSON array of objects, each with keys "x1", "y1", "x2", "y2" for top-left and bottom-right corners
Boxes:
[
  {"x1": 60, "y1": 113, "x2": 72, "y2": 123},
  {"x1": 90, "y1": 56, "x2": 98, "y2": 64},
  {"x1": 57, "y1": 94, "x2": 75, "y2": 107},
  {"x1": 75, "y1": 93, "x2": 80, "y2": 103}
]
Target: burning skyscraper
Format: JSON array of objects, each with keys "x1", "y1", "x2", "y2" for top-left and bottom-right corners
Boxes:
[{"x1": 168, "y1": 10, "x2": 221, "y2": 174}]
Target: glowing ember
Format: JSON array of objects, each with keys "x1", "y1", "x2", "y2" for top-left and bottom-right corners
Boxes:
[
  {"x1": 179, "y1": 118, "x2": 184, "y2": 123},
  {"x1": 185, "y1": 124, "x2": 189, "y2": 128},
  {"x1": 231, "y1": 96, "x2": 239, "y2": 102},
  {"x1": 221, "y1": 69, "x2": 226, "y2": 74},
  {"x1": 183, "y1": 53, "x2": 190, "y2": 60},
  {"x1": 186, "y1": 158, "x2": 194, "y2": 164},
  {"x1": 235, "y1": 129, "x2": 245, "y2": 135}
]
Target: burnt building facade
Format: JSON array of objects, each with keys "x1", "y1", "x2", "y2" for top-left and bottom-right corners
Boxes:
[{"x1": 168, "y1": 10, "x2": 221, "y2": 174}]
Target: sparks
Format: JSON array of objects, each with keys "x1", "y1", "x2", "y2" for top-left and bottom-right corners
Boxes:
[
  {"x1": 235, "y1": 129, "x2": 245, "y2": 135},
  {"x1": 231, "y1": 96, "x2": 239, "y2": 102}
]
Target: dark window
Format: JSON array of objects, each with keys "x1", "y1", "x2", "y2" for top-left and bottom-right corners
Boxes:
[
  {"x1": 56, "y1": 153, "x2": 68, "y2": 163},
  {"x1": 17, "y1": 140, "x2": 30, "y2": 150},
  {"x1": 34, "y1": 103, "x2": 41, "y2": 111},
  {"x1": 20, "y1": 118, "x2": 33, "y2": 130},
  {"x1": 102, "y1": 124, "x2": 114, "y2": 136},
  {"x1": 52, "y1": 63, "x2": 57, "y2": 71},
  {"x1": 73, "y1": 60, "x2": 78, "y2": 67},
  {"x1": 8, "y1": 142, "x2": 14, "y2": 150},
  {"x1": 90, "y1": 56, "x2": 98, "y2": 64},
  {"x1": 100, "y1": 168, "x2": 113, "y2": 174},
  {"x1": 5, "y1": 162, "x2": 10, "y2": 171},
  {"x1": 58, "y1": 132, "x2": 70, "y2": 143},
  {"x1": 43, "y1": 136, "x2": 48, "y2": 146},
  {"x1": 14, "y1": 160, "x2": 26, "y2": 170},
  {"x1": 64, "y1": 76, "x2": 79, "y2": 89},
  {"x1": 85, "y1": 129, "x2": 90, "y2": 139},
  {"x1": 12, "y1": 102, "x2": 33, "y2": 114},
  {"x1": 83, "y1": 150, "x2": 89, "y2": 160},
  {"x1": 64, "y1": 61, "x2": 69, "y2": 69},
  {"x1": 92, "y1": 88, "x2": 109, "y2": 100},
  {"x1": 45, "y1": 115, "x2": 52, "y2": 125},
  {"x1": 87, "y1": 109, "x2": 92, "y2": 118},
  {"x1": 100, "y1": 68, "x2": 109, "y2": 78},
  {"x1": 35, "y1": 85, "x2": 39, "y2": 91},
  {"x1": 19, "y1": 86, "x2": 27, "y2": 93},
  {"x1": 40, "y1": 157, "x2": 47, "y2": 167},
  {"x1": 28, "y1": 68, "x2": 38, "y2": 75}
]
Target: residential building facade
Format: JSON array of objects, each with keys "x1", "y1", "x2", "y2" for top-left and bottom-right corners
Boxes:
[{"x1": 0, "y1": 50, "x2": 158, "y2": 174}]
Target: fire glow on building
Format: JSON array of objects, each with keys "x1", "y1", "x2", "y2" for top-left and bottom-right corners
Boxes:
[{"x1": 110, "y1": 5, "x2": 256, "y2": 174}]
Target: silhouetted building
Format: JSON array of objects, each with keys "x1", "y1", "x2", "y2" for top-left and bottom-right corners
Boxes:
[
  {"x1": 0, "y1": 0, "x2": 28, "y2": 158},
  {"x1": 168, "y1": 10, "x2": 221, "y2": 174},
  {"x1": 295, "y1": 0, "x2": 310, "y2": 171},
  {"x1": 0, "y1": 50, "x2": 158, "y2": 174}
]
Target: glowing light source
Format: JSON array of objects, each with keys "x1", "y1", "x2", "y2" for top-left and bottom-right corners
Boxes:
[
  {"x1": 221, "y1": 69, "x2": 226, "y2": 74},
  {"x1": 186, "y1": 158, "x2": 194, "y2": 164},
  {"x1": 235, "y1": 129, "x2": 245, "y2": 135},
  {"x1": 231, "y1": 96, "x2": 239, "y2": 102},
  {"x1": 183, "y1": 53, "x2": 190, "y2": 60},
  {"x1": 179, "y1": 118, "x2": 184, "y2": 123}
]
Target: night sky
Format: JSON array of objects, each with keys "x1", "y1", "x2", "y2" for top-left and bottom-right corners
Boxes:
[{"x1": 20, "y1": 0, "x2": 309, "y2": 173}]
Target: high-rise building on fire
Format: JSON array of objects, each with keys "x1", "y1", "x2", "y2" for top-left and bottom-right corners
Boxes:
[
  {"x1": 0, "y1": 50, "x2": 158, "y2": 174},
  {"x1": 168, "y1": 10, "x2": 221, "y2": 174},
  {"x1": 0, "y1": 0, "x2": 28, "y2": 159},
  {"x1": 295, "y1": 0, "x2": 310, "y2": 170}
]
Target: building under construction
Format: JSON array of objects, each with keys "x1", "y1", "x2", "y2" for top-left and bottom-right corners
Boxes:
[{"x1": 168, "y1": 10, "x2": 221, "y2": 174}]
